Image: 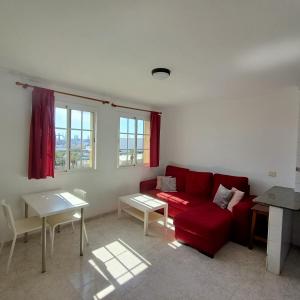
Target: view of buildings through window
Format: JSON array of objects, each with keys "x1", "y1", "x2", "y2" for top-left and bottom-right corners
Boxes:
[
  {"x1": 55, "y1": 106, "x2": 95, "y2": 171},
  {"x1": 119, "y1": 117, "x2": 150, "y2": 166}
]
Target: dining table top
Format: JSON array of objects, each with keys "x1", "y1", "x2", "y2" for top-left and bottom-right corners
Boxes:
[{"x1": 21, "y1": 189, "x2": 89, "y2": 217}]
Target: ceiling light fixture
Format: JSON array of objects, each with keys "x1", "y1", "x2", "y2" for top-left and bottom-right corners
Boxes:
[{"x1": 151, "y1": 68, "x2": 171, "y2": 80}]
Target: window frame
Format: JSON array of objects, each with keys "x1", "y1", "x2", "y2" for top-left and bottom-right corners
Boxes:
[
  {"x1": 55, "y1": 101, "x2": 97, "y2": 173},
  {"x1": 118, "y1": 115, "x2": 150, "y2": 168}
]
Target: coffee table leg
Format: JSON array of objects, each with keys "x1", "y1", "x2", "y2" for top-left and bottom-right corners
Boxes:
[
  {"x1": 24, "y1": 203, "x2": 28, "y2": 243},
  {"x1": 164, "y1": 206, "x2": 168, "y2": 228},
  {"x1": 80, "y1": 208, "x2": 84, "y2": 256},
  {"x1": 144, "y1": 212, "x2": 149, "y2": 235},
  {"x1": 42, "y1": 217, "x2": 46, "y2": 273}
]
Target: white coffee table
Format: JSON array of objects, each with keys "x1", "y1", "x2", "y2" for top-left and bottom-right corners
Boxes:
[{"x1": 118, "y1": 193, "x2": 168, "y2": 235}]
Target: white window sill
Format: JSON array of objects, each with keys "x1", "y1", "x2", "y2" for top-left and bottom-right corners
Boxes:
[
  {"x1": 55, "y1": 168, "x2": 98, "y2": 175},
  {"x1": 117, "y1": 164, "x2": 149, "y2": 169}
]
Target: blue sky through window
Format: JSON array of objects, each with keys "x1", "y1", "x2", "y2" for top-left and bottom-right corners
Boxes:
[{"x1": 55, "y1": 107, "x2": 67, "y2": 128}]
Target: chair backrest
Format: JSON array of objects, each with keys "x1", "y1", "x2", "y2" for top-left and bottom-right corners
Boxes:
[
  {"x1": 1, "y1": 200, "x2": 16, "y2": 234},
  {"x1": 73, "y1": 189, "x2": 87, "y2": 201}
]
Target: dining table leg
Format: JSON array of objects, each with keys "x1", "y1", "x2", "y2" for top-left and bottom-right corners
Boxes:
[
  {"x1": 42, "y1": 217, "x2": 46, "y2": 273},
  {"x1": 24, "y1": 203, "x2": 28, "y2": 243},
  {"x1": 80, "y1": 208, "x2": 84, "y2": 256}
]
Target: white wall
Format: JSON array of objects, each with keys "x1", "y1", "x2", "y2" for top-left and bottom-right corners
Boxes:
[
  {"x1": 0, "y1": 69, "x2": 163, "y2": 242},
  {"x1": 161, "y1": 87, "x2": 300, "y2": 245},
  {"x1": 161, "y1": 88, "x2": 299, "y2": 195}
]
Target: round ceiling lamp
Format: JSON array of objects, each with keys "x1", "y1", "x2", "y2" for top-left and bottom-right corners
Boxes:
[{"x1": 151, "y1": 68, "x2": 171, "y2": 80}]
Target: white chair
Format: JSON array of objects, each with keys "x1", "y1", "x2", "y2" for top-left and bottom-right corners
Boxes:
[
  {"x1": 47, "y1": 189, "x2": 89, "y2": 255},
  {"x1": 0, "y1": 199, "x2": 46, "y2": 273}
]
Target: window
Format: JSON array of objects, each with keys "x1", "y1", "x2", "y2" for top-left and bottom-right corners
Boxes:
[
  {"x1": 55, "y1": 104, "x2": 95, "y2": 172},
  {"x1": 119, "y1": 117, "x2": 150, "y2": 167}
]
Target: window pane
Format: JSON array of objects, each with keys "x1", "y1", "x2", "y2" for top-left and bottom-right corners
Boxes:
[
  {"x1": 128, "y1": 134, "x2": 135, "y2": 149},
  {"x1": 82, "y1": 131, "x2": 92, "y2": 150},
  {"x1": 83, "y1": 111, "x2": 93, "y2": 130},
  {"x1": 71, "y1": 130, "x2": 81, "y2": 149},
  {"x1": 70, "y1": 150, "x2": 81, "y2": 169},
  {"x1": 119, "y1": 150, "x2": 127, "y2": 166},
  {"x1": 55, "y1": 107, "x2": 67, "y2": 128},
  {"x1": 128, "y1": 119, "x2": 135, "y2": 134},
  {"x1": 71, "y1": 110, "x2": 82, "y2": 129},
  {"x1": 55, "y1": 129, "x2": 67, "y2": 150},
  {"x1": 120, "y1": 117, "x2": 127, "y2": 133},
  {"x1": 136, "y1": 149, "x2": 143, "y2": 162},
  {"x1": 120, "y1": 134, "x2": 127, "y2": 149},
  {"x1": 144, "y1": 121, "x2": 150, "y2": 135},
  {"x1": 128, "y1": 150, "x2": 135, "y2": 165},
  {"x1": 82, "y1": 150, "x2": 92, "y2": 168},
  {"x1": 137, "y1": 135, "x2": 143, "y2": 150},
  {"x1": 144, "y1": 135, "x2": 150, "y2": 149},
  {"x1": 137, "y1": 120, "x2": 144, "y2": 134},
  {"x1": 55, "y1": 150, "x2": 67, "y2": 170}
]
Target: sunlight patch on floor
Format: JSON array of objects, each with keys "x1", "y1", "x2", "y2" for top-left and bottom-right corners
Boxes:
[
  {"x1": 157, "y1": 217, "x2": 174, "y2": 230},
  {"x1": 93, "y1": 285, "x2": 115, "y2": 300},
  {"x1": 168, "y1": 240, "x2": 182, "y2": 249},
  {"x1": 90, "y1": 239, "x2": 151, "y2": 298}
]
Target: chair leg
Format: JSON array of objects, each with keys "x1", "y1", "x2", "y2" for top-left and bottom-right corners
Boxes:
[
  {"x1": 71, "y1": 222, "x2": 75, "y2": 233},
  {"x1": 7, "y1": 236, "x2": 17, "y2": 273},
  {"x1": 51, "y1": 227, "x2": 56, "y2": 256},
  {"x1": 0, "y1": 241, "x2": 4, "y2": 255},
  {"x1": 83, "y1": 223, "x2": 89, "y2": 245}
]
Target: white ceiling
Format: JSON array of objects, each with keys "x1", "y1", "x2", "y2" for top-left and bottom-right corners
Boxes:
[{"x1": 0, "y1": 0, "x2": 300, "y2": 106}]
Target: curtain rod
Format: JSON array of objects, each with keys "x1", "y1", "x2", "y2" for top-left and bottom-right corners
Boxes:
[
  {"x1": 111, "y1": 103, "x2": 162, "y2": 114},
  {"x1": 15, "y1": 81, "x2": 110, "y2": 104}
]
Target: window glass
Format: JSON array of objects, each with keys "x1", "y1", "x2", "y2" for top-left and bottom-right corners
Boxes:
[
  {"x1": 118, "y1": 117, "x2": 150, "y2": 167},
  {"x1": 128, "y1": 118, "x2": 135, "y2": 134},
  {"x1": 55, "y1": 107, "x2": 67, "y2": 128},
  {"x1": 71, "y1": 130, "x2": 81, "y2": 149},
  {"x1": 137, "y1": 120, "x2": 144, "y2": 134},
  {"x1": 83, "y1": 111, "x2": 92, "y2": 130},
  {"x1": 120, "y1": 117, "x2": 127, "y2": 133},
  {"x1": 71, "y1": 110, "x2": 82, "y2": 129},
  {"x1": 55, "y1": 105, "x2": 95, "y2": 171},
  {"x1": 128, "y1": 134, "x2": 135, "y2": 149},
  {"x1": 82, "y1": 131, "x2": 91, "y2": 149},
  {"x1": 70, "y1": 150, "x2": 81, "y2": 169}
]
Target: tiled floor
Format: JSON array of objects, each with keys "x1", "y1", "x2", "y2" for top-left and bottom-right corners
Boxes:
[{"x1": 0, "y1": 212, "x2": 300, "y2": 300}]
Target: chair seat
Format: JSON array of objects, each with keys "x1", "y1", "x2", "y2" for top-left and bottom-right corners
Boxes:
[
  {"x1": 47, "y1": 211, "x2": 81, "y2": 227},
  {"x1": 15, "y1": 216, "x2": 44, "y2": 235}
]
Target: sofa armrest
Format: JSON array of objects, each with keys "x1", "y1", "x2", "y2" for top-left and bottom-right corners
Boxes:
[
  {"x1": 140, "y1": 178, "x2": 157, "y2": 193},
  {"x1": 231, "y1": 196, "x2": 256, "y2": 246}
]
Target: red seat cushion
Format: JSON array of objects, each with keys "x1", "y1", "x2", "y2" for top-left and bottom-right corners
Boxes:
[
  {"x1": 185, "y1": 171, "x2": 213, "y2": 197},
  {"x1": 174, "y1": 202, "x2": 232, "y2": 238},
  {"x1": 165, "y1": 165, "x2": 189, "y2": 192},
  {"x1": 145, "y1": 189, "x2": 209, "y2": 211},
  {"x1": 212, "y1": 173, "x2": 249, "y2": 198}
]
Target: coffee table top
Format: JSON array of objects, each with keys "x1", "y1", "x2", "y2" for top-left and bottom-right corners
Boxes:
[{"x1": 118, "y1": 193, "x2": 167, "y2": 212}]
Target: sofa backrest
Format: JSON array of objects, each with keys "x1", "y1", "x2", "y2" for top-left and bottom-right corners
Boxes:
[
  {"x1": 212, "y1": 173, "x2": 249, "y2": 198},
  {"x1": 165, "y1": 165, "x2": 189, "y2": 192},
  {"x1": 185, "y1": 171, "x2": 213, "y2": 197}
]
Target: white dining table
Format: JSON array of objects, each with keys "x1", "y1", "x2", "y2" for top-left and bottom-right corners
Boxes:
[{"x1": 21, "y1": 189, "x2": 89, "y2": 273}]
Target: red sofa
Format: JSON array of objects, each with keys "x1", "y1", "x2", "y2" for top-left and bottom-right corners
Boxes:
[{"x1": 140, "y1": 165, "x2": 255, "y2": 257}]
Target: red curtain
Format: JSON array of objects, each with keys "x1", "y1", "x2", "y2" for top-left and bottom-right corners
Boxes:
[
  {"x1": 28, "y1": 88, "x2": 55, "y2": 179},
  {"x1": 150, "y1": 112, "x2": 161, "y2": 167}
]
